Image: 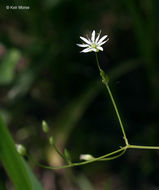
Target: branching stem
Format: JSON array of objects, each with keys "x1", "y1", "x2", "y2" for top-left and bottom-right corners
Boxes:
[
  {"x1": 33, "y1": 52, "x2": 159, "y2": 170},
  {"x1": 30, "y1": 144, "x2": 159, "y2": 170}
]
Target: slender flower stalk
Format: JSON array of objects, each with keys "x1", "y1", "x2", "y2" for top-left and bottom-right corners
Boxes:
[{"x1": 95, "y1": 52, "x2": 129, "y2": 146}]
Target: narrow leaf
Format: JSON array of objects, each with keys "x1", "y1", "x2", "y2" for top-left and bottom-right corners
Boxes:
[
  {"x1": 64, "y1": 149, "x2": 72, "y2": 164},
  {"x1": 0, "y1": 115, "x2": 44, "y2": 190}
]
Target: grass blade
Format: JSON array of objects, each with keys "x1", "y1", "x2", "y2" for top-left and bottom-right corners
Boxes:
[{"x1": 0, "y1": 115, "x2": 44, "y2": 190}]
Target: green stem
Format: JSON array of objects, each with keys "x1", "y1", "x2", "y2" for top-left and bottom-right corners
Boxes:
[
  {"x1": 29, "y1": 144, "x2": 159, "y2": 170},
  {"x1": 95, "y1": 53, "x2": 129, "y2": 146},
  {"x1": 29, "y1": 147, "x2": 126, "y2": 170},
  {"x1": 95, "y1": 52, "x2": 101, "y2": 71},
  {"x1": 30, "y1": 52, "x2": 159, "y2": 171},
  {"x1": 105, "y1": 83, "x2": 129, "y2": 145},
  {"x1": 128, "y1": 144, "x2": 159, "y2": 150},
  {"x1": 99, "y1": 149, "x2": 126, "y2": 161},
  {"x1": 51, "y1": 141, "x2": 66, "y2": 161}
]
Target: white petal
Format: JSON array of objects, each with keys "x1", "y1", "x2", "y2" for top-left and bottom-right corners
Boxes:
[
  {"x1": 81, "y1": 47, "x2": 92, "y2": 53},
  {"x1": 80, "y1": 37, "x2": 92, "y2": 45},
  {"x1": 97, "y1": 35, "x2": 108, "y2": 45},
  {"x1": 80, "y1": 154, "x2": 94, "y2": 160},
  {"x1": 95, "y1": 30, "x2": 101, "y2": 43},
  {"x1": 98, "y1": 38, "x2": 109, "y2": 46},
  {"x1": 97, "y1": 46, "x2": 103, "y2": 51},
  {"x1": 91, "y1": 30, "x2": 95, "y2": 42},
  {"x1": 92, "y1": 48, "x2": 97, "y2": 52},
  {"x1": 77, "y1": 44, "x2": 89, "y2": 47}
]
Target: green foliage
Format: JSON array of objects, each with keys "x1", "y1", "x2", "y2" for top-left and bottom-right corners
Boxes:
[
  {"x1": 64, "y1": 149, "x2": 72, "y2": 164},
  {"x1": 0, "y1": 115, "x2": 44, "y2": 190}
]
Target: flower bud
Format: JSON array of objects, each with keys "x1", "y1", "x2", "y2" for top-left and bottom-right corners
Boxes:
[
  {"x1": 49, "y1": 136, "x2": 54, "y2": 145},
  {"x1": 16, "y1": 144, "x2": 26, "y2": 156},
  {"x1": 42, "y1": 120, "x2": 49, "y2": 133},
  {"x1": 80, "y1": 154, "x2": 94, "y2": 161}
]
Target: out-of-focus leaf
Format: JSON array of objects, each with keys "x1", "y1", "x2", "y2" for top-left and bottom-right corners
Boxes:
[
  {"x1": 108, "y1": 59, "x2": 139, "y2": 81},
  {"x1": 22, "y1": 158, "x2": 44, "y2": 190},
  {"x1": 77, "y1": 174, "x2": 95, "y2": 190},
  {"x1": 7, "y1": 69, "x2": 35, "y2": 100},
  {"x1": 0, "y1": 115, "x2": 44, "y2": 190},
  {"x1": 0, "y1": 49, "x2": 21, "y2": 85},
  {"x1": 54, "y1": 80, "x2": 101, "y2": 144}
]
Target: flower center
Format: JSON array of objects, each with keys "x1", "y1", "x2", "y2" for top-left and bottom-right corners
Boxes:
[{"x1": 91, "y1": 43, "x2": 96, "y2": 48}]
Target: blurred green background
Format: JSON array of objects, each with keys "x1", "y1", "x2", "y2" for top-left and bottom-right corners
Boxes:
[{"x1": 0, "y1": 0, "x2": 159, "y2": 189}]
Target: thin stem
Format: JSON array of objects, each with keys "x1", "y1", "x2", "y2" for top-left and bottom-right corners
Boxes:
[
  {"x1": 28, "y1": 147, "x2": 126, "y2": 170},
  {"x1": 105, "y1": 84, "x2": 129, "y2": 145},
  {"x1": 51, "y1": 141, "x2": 66, "y2": 161},
  {"x1": 95, "y1": 53, "x2": 129, "y2": 146},
  {"x1": 95, "y1": 52, "x2": 101, "y2": 71},
  {"x1": 99, "y1": 149, "x2": 126, "y2": 161},
  {"x1": 28, "y1": 143, "x2": 159, "y2": 170},
  {"x1": 128, "y1": 144, "x2": 159, "y2": 150}
]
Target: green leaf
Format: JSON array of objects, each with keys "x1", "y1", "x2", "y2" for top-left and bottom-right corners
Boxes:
[
  {"x1": 22, "y1": 158, "x2": 44, "y2": 190},
  {"x1": 77, "y1": 174, "x2": 94, "y2": 190},
  {"x1": 0, "y1": 115, "x2": 44, "y2": 190},
  {"x1": 64, "y1": 149, "x2": 72, "y2": 164}
]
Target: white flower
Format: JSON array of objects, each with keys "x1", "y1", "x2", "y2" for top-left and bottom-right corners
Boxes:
[
  {"x1": 80, "y1": 154, "x2": 94, "y2": 161},
  {"x1": 77, "y1": 30, "x2": 109, "y2": 53}
]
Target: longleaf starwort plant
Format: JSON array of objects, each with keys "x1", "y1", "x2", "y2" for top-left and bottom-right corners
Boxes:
[{"x1": 24, "y1": 30, "x2": 159, "y2": 170}]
